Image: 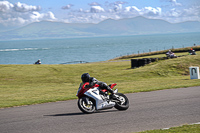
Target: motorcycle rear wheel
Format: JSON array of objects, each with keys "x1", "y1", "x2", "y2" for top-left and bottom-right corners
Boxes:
[
  {"x1": 114, "y1": 93, "x2": 129, "y2": 110},
  {"x1": 78, "y1": 97, "x2": 95, "y2": 114}
]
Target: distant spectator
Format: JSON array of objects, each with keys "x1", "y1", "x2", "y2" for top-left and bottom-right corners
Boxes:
[
  {"x1": 189, "y1": 48, "x2": 196, "y2": 55},
  {"x1": 35, "y1": 59, "x2": 41, "y2": 64}
]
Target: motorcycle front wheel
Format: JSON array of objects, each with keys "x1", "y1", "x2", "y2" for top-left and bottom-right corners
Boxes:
[
  {"x1": 114, "y1": 93, "x2": 129, "y2": 110},
  {"x1": 78, "y1": 96, "x2": 95, "y2": 114}
]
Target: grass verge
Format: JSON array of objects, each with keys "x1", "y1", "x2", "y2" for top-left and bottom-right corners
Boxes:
[
  {"x1": 137, "y1": 123, "x2": 200, "y2": 133},
  {"x1": 0, "y1": 50, "x2": 200, "y2": 108},
  {"x1": 111, "y1": 46, "x2": 200, "y2": 60}
]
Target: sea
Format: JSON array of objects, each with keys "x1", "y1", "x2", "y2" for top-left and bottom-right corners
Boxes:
[{"x1": 0, "y1": 32, "x2": 200, "y2": 64}]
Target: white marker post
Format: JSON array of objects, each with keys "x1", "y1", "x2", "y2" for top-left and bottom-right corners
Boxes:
[{"x1": 189, "y1": 67, "x2": 200, "y2": 79}]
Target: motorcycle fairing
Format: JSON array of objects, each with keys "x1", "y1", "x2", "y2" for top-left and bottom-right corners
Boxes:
[
  {"x1": 110, "y1": 83, "x2": 117, "y2": 89},
  {"x1": 77, "y1": 82, "x2": 99, "y2": 98},
  {"x1": 101, "y1": 83, "x2": 117, "y2": 92},
  {"x1": 84, "y1": 87, "x2": 115, "y2": 110}
]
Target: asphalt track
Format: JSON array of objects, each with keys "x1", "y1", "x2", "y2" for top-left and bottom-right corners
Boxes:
[{"x1": 1, "y1": 86, "x2": 200, "y2": 133}]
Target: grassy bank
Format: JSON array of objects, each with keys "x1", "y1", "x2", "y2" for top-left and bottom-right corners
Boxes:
[
  {"x1": 137, "y1": 123, "x2": 200, "y2": 133},
  {"x1": 112, "y1": 45, "x2": 200, "y2": 60},
  {"x1": 0, "y1": 50, "x2": 200, "y2": 108}
]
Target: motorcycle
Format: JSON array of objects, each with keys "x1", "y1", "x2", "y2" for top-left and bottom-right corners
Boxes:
[{"x1": 76, "y1": 82, "x2": 129, "y2": 114}]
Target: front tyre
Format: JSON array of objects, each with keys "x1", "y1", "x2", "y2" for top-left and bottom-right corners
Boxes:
[
  {"x1": 78, "y1": 97, "x2": 95, "y2": 114},
  {"x1": 114, "y1": 93, "x2": 129, "y2": 110}
]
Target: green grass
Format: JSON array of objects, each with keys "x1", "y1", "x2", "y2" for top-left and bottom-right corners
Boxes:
[
  {"x1": 137, "y1": 124, "x2": 200, "y2": 133},
  {"x1": 0, "y1": 50, "x2": 200, "y2": 108}
]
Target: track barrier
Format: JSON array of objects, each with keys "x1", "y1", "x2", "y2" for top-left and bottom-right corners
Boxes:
[{"x1": 131, "y1": 55, "x2": 187, "y2": 69}]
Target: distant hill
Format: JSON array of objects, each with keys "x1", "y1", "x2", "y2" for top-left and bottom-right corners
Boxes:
[
  {"x1": 0, "y1": 16, "x2": 200, "y2": 40},
  {"x1": 0, "y1": 23, "x2": 18, "y2": 33}
]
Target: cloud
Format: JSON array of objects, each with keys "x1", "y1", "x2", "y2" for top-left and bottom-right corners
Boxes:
[
  {"x1": 124, "y1": 6, "x2": 162, "y2": 17},
  {"x1": 169, "y1": 0, "x2": 182, "y2": 6},
  {"x1": 162, "y1": 5, "x2": 200, "y2": 23},
  {"x1": 30, "y1": 11, "x2": 56, "y2": 20},
  {"x1": 88, "y1": 2, "x2": 101, "y2": 6},
  {"x1": 107, "y1": 1, "x2": 128, "y2": 12},
  {"x1": 142, "y1": 7, "x2": 162, "y2": 16},
  {"x1": 165, "y1": 8, "x2": 181, "y2": 17},
  {"x1": 0, "y1": 1, "x2": 14, "y2": 12},
  {"x1": 14, "y1": 2, "x2": 41, "y2": 12},
  {"x1": 0, "y1": 1, "x2": 56, "y2": 26},
  {"x1": 107, "y1": 1, "x2": 128, "y2": 6},
  {"x1": 160, "y1": 0, "x2": 182, "y2": 6},
  {"x1": 90, "y1": 6, "x2": 105, "y2": 13},
  {"x1": 125, "y1": 6, "x2": 141, "y2": 12},
  {"x1": 62, "y1": 4, "x2": 73, "y2": 10},
  {"x1": 114, "y1": 4, "x2": 123, "y2": 12},
  {"x1": 182, "y1": 6, "x2": 200, "y2": 16}
]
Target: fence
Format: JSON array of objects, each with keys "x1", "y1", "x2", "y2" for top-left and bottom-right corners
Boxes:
[{"x1": 60, "y1": 61, "x2": 89, "y2": 64}]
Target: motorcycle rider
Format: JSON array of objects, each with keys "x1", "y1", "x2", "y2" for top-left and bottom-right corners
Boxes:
[
  {"x1": 166, "y1": 50, "x2": 176, "y2": 58},
  {"x1": 79, "y1": 73, "x2": 117, "y2": 99}
]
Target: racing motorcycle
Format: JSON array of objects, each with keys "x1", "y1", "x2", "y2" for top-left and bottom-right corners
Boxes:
[{"x1": 76, "y1": 82, "x2": 129, "y2": 114}]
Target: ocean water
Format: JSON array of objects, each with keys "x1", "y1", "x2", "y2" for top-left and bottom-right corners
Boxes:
[{"x1": 0, "y1": 32, "x2": 199, "y2": 64}]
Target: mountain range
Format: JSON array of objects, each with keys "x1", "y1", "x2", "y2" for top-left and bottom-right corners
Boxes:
[{"x1": 0, "y1": 16, "x2": 200, "y2": 40}]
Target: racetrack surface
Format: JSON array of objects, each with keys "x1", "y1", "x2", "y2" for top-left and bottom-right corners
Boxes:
[{"x1": 1, "y1": 86, "x2": 200, "y2": 133}]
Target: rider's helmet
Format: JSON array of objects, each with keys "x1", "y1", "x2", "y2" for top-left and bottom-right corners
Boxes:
[{"x1": 81, "y1": 73, "x2": 90, "y2": 83}]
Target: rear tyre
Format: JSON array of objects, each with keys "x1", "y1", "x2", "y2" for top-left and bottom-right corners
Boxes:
[
  {"x1": 78, "y1": 97, "x2": 95, "y2": 114},
  {"x1": 114, "y1": 93, "x2": 129, "y2": 110}
]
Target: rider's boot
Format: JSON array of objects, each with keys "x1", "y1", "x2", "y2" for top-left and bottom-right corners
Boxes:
[{"x1": 106, "y1": 86, "x2": 118, "y2": 100}]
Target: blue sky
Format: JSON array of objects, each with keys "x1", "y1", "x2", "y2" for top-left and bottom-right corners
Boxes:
[{"x1": 0, "y1": 0, "x2": 200, "y2": 27}]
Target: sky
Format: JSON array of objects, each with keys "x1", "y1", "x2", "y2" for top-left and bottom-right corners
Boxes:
[{"x1": 0, "y1": 0, "x2": 200, "y2": 27}]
